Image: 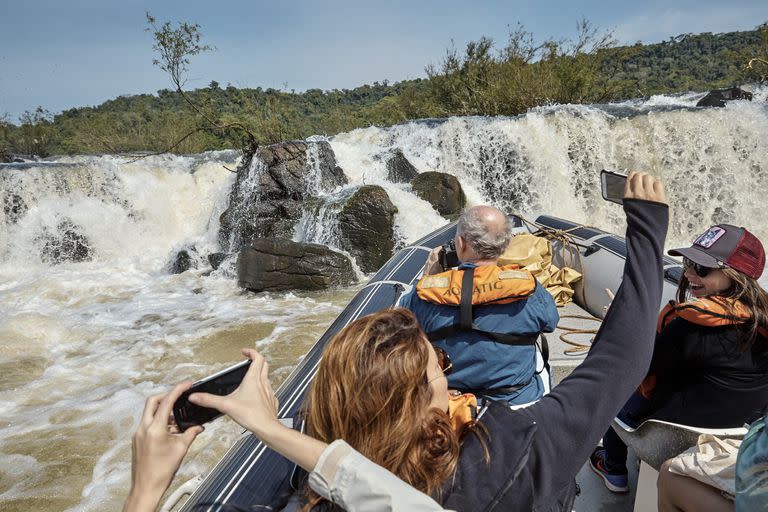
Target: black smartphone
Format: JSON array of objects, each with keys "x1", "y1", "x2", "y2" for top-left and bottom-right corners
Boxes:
[
  {"x1": 172, "y1": 359, "x2": 251, "y2": 431},
  {"x1": 600, "y1": 170, "x2": 627, "y2": 205},
  {"x1": 439, "y1": 239, "x2": 460, "y2": 270}
]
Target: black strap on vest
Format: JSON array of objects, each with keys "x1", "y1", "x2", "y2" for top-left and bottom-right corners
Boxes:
[
  {"x1": 425, "y1": 266, "x2": 540, "y2": 346},
  {"x1": 458, "y1": 384, "x2": 526, "y2": 396},
  {"x1": 536, "y1": 333, "x2": 550, "y2": 375}
]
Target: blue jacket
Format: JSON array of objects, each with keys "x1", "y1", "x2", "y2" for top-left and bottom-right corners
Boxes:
[{"x1": 400, "y1": 263, "x2": 559, "y2": 404}]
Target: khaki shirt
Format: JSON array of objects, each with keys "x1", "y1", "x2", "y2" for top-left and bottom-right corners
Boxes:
[{"x1": 309, "y1": 440, "x2": 453, "y2": 512}]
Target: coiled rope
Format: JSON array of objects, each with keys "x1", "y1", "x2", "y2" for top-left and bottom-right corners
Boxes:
[{"x1": 556, "y1": 314, "x2": 602, "y2": 355}]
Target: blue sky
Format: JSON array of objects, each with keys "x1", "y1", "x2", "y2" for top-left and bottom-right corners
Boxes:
[{"x1": 1, "y1": 0, "x2": 767, "y2": 122}]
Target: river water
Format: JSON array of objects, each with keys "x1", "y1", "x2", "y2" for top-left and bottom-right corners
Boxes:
[{"x1": 1, "y1": 88, "x2": 767, "y2": 511}]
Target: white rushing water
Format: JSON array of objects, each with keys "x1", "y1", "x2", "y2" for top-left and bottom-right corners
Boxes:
[
  {"x1": 0, "y1": 88, "x2": 767, "y2": 511},
  {"x1": 330, "y1": 89, "x2": 768, "y2": 248}
]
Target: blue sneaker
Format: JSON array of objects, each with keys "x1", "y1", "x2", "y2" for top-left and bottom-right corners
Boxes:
[{"x1": 589, "y1": 448, "x2": 629, "y2": 493}]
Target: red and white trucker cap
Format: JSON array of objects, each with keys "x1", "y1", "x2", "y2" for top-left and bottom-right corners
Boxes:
[{"x1": 668, "y1": 224, "x2": 765, "y2": 279}]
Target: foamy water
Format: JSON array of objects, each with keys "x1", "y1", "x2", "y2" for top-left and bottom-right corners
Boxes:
[{"x1": 1, "y1": 88, "x2": 767, "y2": 511}]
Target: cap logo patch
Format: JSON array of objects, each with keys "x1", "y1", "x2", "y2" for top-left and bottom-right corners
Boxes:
[{"x1": 694, "y1": 226, "x2": 726, "y2": 248}]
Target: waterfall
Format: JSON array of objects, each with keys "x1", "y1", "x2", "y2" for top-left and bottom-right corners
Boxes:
[
  {"x1": 4, "y1": 92, "x2": 765, "y2": 271},
  {"x1": 328, "y1": 90, "x2": 768, "y2": 248},
  {"x1": 221, "y1": 154, "x2": 267, "y2": 253},
  {"x1": 0, "y1": 151, "x2": 239, "y2": 269}
]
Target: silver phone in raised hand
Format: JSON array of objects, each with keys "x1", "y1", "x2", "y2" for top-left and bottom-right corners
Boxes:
[{"x1": 600, "y1": 170, "x2": 627, "y2": 205}]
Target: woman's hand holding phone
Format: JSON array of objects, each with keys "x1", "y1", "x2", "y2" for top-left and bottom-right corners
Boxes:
[
  {"x1": 624, "y1": 171, "x2": 666, "y2": 203},
  {"x1": 123, "y1": 382, "x2": 204, "y2": 512},
  {"x1": 188, "y1": 348, "x2": 282, "y2": 439},
  {"x1": 124, "y1": 349, "x2": 328, "y2": 512},
  {"x1": 189, "y1": 349, "x2": 327, "y2": 473}
]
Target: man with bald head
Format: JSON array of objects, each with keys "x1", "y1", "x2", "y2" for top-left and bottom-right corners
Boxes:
[{"x1": 400, "y1": 205, "x2": 559, "y2": 406}]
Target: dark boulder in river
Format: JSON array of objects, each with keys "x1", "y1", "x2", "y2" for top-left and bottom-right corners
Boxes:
[
  {"x1": 412, "y1": 171, "x2": 466, "y2": 217},
  {"x1": 219, "y1": 141, "x2": 347, "y2": 250},
  {"x1": 385, "y1": 149, "x2": 419, "y2": 183},
  {"x1": 220, "y1": 200, "x2": 302, "y2": 245},
  {"x1": 39, "y1": 220, "x2": 93, "y2": 264},
  {"x1": 3, "y1": 193, "x2": 28, "y2": 224},
  {"x1": 207, "y1": 252, "x2": 228, "y2": 271},
  {"x1": 237, "y1": 238, "x2": 355, "y2": 292},
  {"x1": 696, "y1": 87, "x2": 753, "y2": 107},
  {"x1": 168, "y1": 246, "x2": 199, "y2": 274},
  {"x1": 338, "y1": 185, "x2": 397, "y2": 273}
]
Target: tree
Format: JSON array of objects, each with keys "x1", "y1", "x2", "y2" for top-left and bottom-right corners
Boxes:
[
  {"x1": 744, "y1": 23, "x2": 768, "y2": 82},
  {"x1": 145, "y1": 12, "x2": 258, "y2": 159},
  {"x1": 18, "y1": 106, "x2": 53, "y2": 157},
  {"x1": 0, "y1": 112, "x2": 12, "y2": 161},
  {"x1": 424, "y1": 20, "x2": 628, "y2": 117}
]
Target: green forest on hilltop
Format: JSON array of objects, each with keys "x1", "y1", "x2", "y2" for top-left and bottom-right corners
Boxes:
[{"x1": 1, "y1": 22, "x2": 766, "y2": 158}]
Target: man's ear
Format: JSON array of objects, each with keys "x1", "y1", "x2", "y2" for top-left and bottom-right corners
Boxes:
[{"x1": 456, "y1": 235, "x2": 466, "y2": 255}]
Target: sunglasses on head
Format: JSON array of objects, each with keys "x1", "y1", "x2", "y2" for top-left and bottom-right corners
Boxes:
[
  {"x1": 433, "y1": 346, "x2": 453, "y2": 376},
  {"x1": 683, "y1": 257, "x2": 718, "y2": 278}
]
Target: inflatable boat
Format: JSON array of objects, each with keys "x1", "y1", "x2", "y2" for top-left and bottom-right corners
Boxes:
[{"x1": 173, "y1": 214, "x2": 684, "y2": 511}]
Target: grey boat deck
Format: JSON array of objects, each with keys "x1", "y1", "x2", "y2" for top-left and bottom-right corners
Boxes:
[
  {"x1": 550, "y1": 301, "x2": 640, "y2": 512},
  {"x1": 548, "y1": 300, "x2": 602, "y2": 386}
]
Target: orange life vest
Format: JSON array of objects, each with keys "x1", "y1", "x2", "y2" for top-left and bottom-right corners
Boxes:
[
  {"x1": 415, "y1": 263, "x2": 545, "y2": 356},
  {"x1": 448, "y1": 392, "x2": 478, "y2": 433},
  {"x1": 656, "y1": 297, "x2": 768, "y2": 338},
  {"x1": 416, "y1": 264, "x2": 536, "y2": 305},
  {"x1": 638, "y1": 296, "x2": 767, "y2": 399}
]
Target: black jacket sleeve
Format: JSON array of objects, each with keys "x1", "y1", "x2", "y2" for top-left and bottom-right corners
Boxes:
[{"x1": 517, "y1": 198, "x2": 669, "y2": 503}]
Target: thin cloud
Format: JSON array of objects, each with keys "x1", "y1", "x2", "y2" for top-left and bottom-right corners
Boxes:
[{"x1": 615, "y1": 6, "x2": 767, "y2": 44}]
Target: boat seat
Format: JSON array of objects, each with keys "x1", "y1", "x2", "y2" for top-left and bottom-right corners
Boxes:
[{"x1": 611, "y1": 417, "x2": 748, "y2": 471}]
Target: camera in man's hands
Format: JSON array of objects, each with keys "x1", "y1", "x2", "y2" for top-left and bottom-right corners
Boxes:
[{"x1": 439, "y1": 240, "x2": 460, "y2": 270}]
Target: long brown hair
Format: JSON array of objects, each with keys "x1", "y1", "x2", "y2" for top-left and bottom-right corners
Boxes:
[
  {"x1": 677, "y1": 269, "x2": 768, "y2": 348},
  {"x1": 302, "y1": 308, "x2": 461, "y2": 509}
]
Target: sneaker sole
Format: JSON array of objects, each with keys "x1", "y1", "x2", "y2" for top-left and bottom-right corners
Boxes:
[{"x1": 588, "y1": 459, "x2": 629, "y2": 493}]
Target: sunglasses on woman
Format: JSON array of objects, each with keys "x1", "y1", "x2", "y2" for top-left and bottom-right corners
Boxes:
[
  {"x1": 433, "y1": 346, "x2": 453, "y2": 376},
  {"x1": 683, "y1": 257, "x2": 718, "y2": 278}
]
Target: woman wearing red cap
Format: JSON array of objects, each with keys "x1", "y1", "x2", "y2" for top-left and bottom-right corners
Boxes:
[{"x1": 590, "y1": 224, "x2": 768, "y2": 494}]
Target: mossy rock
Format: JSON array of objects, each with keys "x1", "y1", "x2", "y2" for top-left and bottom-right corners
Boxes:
[
  {"x1": 338, "y1": 185, "x2": 397, "y2": 273},
  {"x1": 412, "y1": 172, "x2": 466, "y2": 217},
  {"x1": 385, "y1": 149, "x2": 419, "y2": 183},
  {"x1": 237, "y1": 238, "x2": 355, "y2": 292}
]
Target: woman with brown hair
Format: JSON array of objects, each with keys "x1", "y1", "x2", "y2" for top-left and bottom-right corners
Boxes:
[
  {"x1": 125, "y1": 172, "x2": 670, "y2": 511},
  {"x1": 591, "y1": 223, "x2": 768, "y2": 494},
  {"x1": 303, "y1": 307, "x2": 462, "y2": 504}
]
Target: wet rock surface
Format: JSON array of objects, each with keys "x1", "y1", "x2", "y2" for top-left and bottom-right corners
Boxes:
[
  {"x1": 696, "y1": 87, "x2": 753, "y2": 107},
  {"x1": 219, "y1": 141, "x2": 347, "y2": 251},
  {"x1": 3, "y1": 193, "x2": 28, "y2": 224},
  {"x1": 219, "y1": 199, "x2": 302, "y2": 245},
  {"x1": 168, "y1": 246, "x2": 200, "y2": 274},
  {"x1": 39, "y1": 220, "x2": 93, "y2": 264},
  {"x1": 237, "y1": 238, "x2": 355, "y2": 292},
  {"x1": 385, "y1": 149, "x2": 419, "y2": 183},
  {"x1": 412, "y1": 171, "x2": 466, "y2": 217},
  {"x1": 207, "y1": 252, "x2": 228, "y2": 271},
  {"x1": 338, "y1": 185, "x2": 397, "y2": 273}
]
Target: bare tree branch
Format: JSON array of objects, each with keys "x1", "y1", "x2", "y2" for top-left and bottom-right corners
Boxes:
[{"x1": 143, "y1": 12, "x2": 259, "y2": 166}]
